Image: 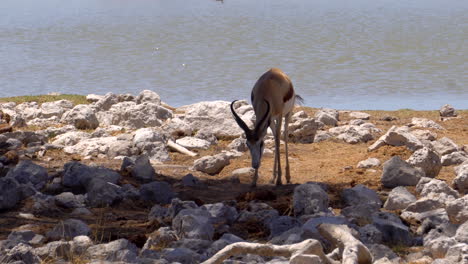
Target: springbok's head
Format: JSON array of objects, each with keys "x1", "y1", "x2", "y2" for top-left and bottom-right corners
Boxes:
[{"x1": 230, "y1": 100, "x2": 270, "y2": 169}]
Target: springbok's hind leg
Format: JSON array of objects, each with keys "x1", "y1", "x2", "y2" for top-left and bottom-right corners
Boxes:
[
  {"x1": 274, "y1": 116, "x2": 283, "y2": 186},
  {"x1": 269, "y1": 119, "x2": 278, "y2": 185},
  {"x1": 284, "y1": 112, "x2": 291, "y2": 184}
]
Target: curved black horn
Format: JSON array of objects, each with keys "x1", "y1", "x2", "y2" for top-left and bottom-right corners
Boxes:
[
  {"x1": 254, "y1": 100, "x2": 270, "y2": 133},
  {"x1": 231, "y1": 100, "x2": 252, "y2": 136}
]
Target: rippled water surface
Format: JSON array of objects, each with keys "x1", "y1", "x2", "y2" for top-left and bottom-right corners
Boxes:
[{"x1": 1, "y1": 0, "x2": 467, "y2": 109}]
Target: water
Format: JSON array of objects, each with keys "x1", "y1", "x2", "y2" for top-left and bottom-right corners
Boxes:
[{"x1": 1, "y1": 0, "x2": 467, "y2": 110}]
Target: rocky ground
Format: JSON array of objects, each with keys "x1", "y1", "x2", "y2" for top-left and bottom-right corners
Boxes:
[{"x1": 0, "y1": 91, "x2": 467, "y2": 264}]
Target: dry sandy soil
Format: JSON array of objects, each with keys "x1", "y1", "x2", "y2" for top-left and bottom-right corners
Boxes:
[{"x1": 0, "y1": 107, "x2": 467, "y2": 252}]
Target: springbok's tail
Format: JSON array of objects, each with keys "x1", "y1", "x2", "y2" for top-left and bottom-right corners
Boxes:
[{"x1": 295, "y1": 94, "x2": 304, "y2": 105}]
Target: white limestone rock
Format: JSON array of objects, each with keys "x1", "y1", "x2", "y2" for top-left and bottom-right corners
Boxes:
[
  {"x1": 369, "y1": 126, "x2": 423, "y2": 152},
  {"x1": 357, "y1": 157, "x2": 381, "y2": 168},
  {"x1": 383, "y1": 186, "x2": 417, "y2": 211},
  {"x1": 406, "y1": 147, "x2": 442, "y2": 178}
]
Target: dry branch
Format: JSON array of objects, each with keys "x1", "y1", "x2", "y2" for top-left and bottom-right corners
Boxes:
[
  {"x1": 167, "y1": 140, "x2": 197, "y2": 157},
  {"x1": 317, "y1": 224, "x2": 373, "y2": 264},
  {"x1": 201, "y1": 239, "x2": 337, "y2": 264}
]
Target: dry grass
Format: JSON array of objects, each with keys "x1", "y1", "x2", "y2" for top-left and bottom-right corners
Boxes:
[{"x1": 0, "y1": 94, "x2": 88, "y2": 106}]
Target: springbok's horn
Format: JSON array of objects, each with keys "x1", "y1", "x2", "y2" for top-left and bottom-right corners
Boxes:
[
  {"x1": 254, "y1": 100, "x2": 270, "y2": 134},
  {"x1": 231, "y1": 100, "x2": 252, "y2": 137}
]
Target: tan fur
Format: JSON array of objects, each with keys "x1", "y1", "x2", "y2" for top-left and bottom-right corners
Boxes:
[{"x1": 251, "y1": 68, "x2": 295, "y2": 121}]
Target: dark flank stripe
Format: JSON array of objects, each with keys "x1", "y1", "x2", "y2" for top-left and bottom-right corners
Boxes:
[{"x1": 283, "y1": 83, "x2": 294, "y2": 103}]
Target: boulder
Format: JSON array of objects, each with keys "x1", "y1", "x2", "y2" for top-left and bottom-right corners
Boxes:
[
  {"x1": 86, "y1": 178, "x2": 122, "y2": 207},
  {"x1": 419, "y1": 178, "x2": 459, "y2": 204},
  {"x1": 62, "y1": 136, "x2": 131, "y2": 158},
  {"x1": 193, "y1": 153, "x2": 232, "y2": 175},
  {"x1": 381, "y1": 156, "x2": 425, "y2": 188},
  {"x1": 453, "y1": 162, "x2": 468, "y2": 194},
  {"x1": 202, "y1": 202, "x2": 238, "y2": 226},
  {"x1": 267, "y1": 216, "x2": 301, "y2": 238},
  {"x1": 161, "y1": 247, "x2": 201, "y2": 264},
  {"x1": 368, "y1": 126, "x2": 423, "y2": 152},
  {"x1": 86, "y1": 239, "x2": 139, "y2": 263},
  {"x1": 383, "y1": 186, "x2": 416, "y2": 211},
  {"x1": 455, "y1": 221, "x2": 468, "y2": 244},
  {"x1": 51, "y1": 131, "x2": 91, "y2": 146},
  {"x1": 180, "y1": 100, "x2": 253, "y2": 138},
  {"x1": 162, "y1": 117, "x2": 194, "y2": 137},
  {"x1": 140, "y1": 181, "x2": 175, "y2": 205},
  {"x1": 406, "y1": 147, "x2": 442, "y2": 178},
  {"x1": 92, "y1": 92, "x2": 120, "y2": 111},
  {"x1": 98, "y1": 102, "x2": 172, "y2": 129},
  {"x1": 34, "y1": 240, "x2": 71, "y2": 260},
  {"x1": 359, "y1": 224, "x2": 383, "y2": 244},
  {"x1": 61, "y1": 104, "x2": 99, "y2": 129},
  {"x1": 287, "y1": 117, "x2": 319, "y2": 143},
  {"x1": 71, "y1": 235, "x2": 93, "y2": 255},
  {"x1": 176, "y1": 136, "x2": 212, "y2": 150},
  {"x1": 6, "y1": 160, "x2": 48, "y2": 190},
  {"x1": 372, "y1": 212, "x2": 413, "y2": 246},
  {"x1": 314, "y1": 109, "x2": 338, "y2": 126},
  {"x1": 349, "y1": 111, "x2": 370, "y2": 120},
  {"x1": 181, "y1": 173, "x2": 203, "y2": 187},
  {"x1": 142, "y1": 227, "x2": 177, "y2": 251},
  {"x1": 206, "y1": 233, "x2": 245, "y2": 257},
  {"x1": 228, "y1": 137, "x2": 248, "y2": 152},
  {"x1": 136, "y1": 90, "x2": 161, "y2": 105},
  {"x1": 441, "y1": 151, "x2": 468, "y2": 166},
  {"x1": 86, "y1": 94, "x2": 103, "y2": 103},
  {"x1": 0, "y1": 177, "x2": 22, "y2": 210},
  {"x1": 62, "y1": 161, "x2": 120, "y2": 191},
  {"x1": 46, "y1": 219, "x2": 91, "y2": 241},
  {"x1": 126, "y1": 155, "x2": 157, "y2": 182},
  {"x1": 314, "y1": 131, "x2": 333, "y2": 142},
  {"x1": 342, "y1": 184, "x2": 382, "y2": 208},
  {"x1": 432, "y1": 137, "x2": 459, "y2": 156},
  {"x1": 172, "y1": 208, "x2": 214, "y2": 240},
  {"x1": 411, "y1": 117, "x2": 444, "y2": 130},
  {"x1": 357, "y1": 157, "x2": 381, "y2": 168},
  {"x1": 335, "y1": 125, "x2": 374, "y2": 144},
  {"x1": 55, "y1": 192, "x2": 85, "y2": 208},
  {"x1": 446, "y1": 195, "x2": 468, "y2": 224},
  {"x1": 440, "y1": 104, "x2": 457, "y2": 117},
  {"x1": 302, "y1": 216, "x2": 350, "y2": 238},
  {"x1": 293, "y1": 183, "x2": 329, "y2": 217},
  {"x1": 4, "y1": 243, "x2": 41, "y2": 264},
  {"x1": 167, "y1": 198, "x2": 198, "y2": 218},
  {"x1": 411, "y1": 129, "x2": 437, "y2": 141}
]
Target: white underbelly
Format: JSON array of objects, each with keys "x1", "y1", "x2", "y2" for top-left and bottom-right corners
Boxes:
[{"x1": 282, "y1": 96, "x2": 295, "y2": 116}]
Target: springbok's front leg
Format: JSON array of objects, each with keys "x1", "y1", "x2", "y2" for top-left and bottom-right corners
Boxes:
[{"x1": 284, "y1": 112, "x2": 291, "y2": 184}]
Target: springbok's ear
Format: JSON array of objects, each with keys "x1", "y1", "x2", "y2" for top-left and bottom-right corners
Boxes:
[{"x1": 231, "y1": 100, "x2": 252, "y2": 137}]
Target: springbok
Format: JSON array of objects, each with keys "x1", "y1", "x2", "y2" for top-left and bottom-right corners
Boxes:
[{"x1": 230, "y1": 68, "x2": 301, "y2": 187}]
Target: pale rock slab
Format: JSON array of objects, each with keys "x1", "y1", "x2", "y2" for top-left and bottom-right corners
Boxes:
[
  {"x1": 349, "y1": 111, "x2": 371, "y2": 120},
  {"x1": 411, "y1": 117, "x2": 444, "y2": 130},
  {"x1": 381, "y1": 156, "x2": 425, "y2": 188},
  {"x1": 176, "y1": 136, "x2": 212, "y2": 150},
  {"x1": 61, "y1": 104, "x2": 99, "y2": 129},
  {"x1": 432, "y1": 137, "x2": 459, "y2": 156},
  {"x1": 357, "y1": 157, "x2": 381, "y2": 168},
  {"x1": 406, "y1": 147, "x2": 442, "y2": 178},
  {"x1": 446, "y1": 195, "x2": 468, "y2": 224},
  {"x1": 383, "y1": 186, "x2": 417, "y2": 211},
  {"x1": 441, "y1": 151, "x2": 468, "y2": 166},
  {"x1": 369, "y1": 126, "x2": 423, "y2": 152}
]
